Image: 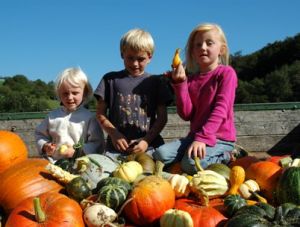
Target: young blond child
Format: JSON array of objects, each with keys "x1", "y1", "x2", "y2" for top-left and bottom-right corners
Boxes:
[
  {"x1": 94, "y1": 28, "x2": 173, "y2": 161},
  {"x1": 153, "y1": 23, "x2": 238, "y2": 175},
  {"x1": 35, "y1": 67, "x2": 104, "y2": 162}
]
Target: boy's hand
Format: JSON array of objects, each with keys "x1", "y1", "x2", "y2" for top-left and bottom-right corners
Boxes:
[
  {"x1": 187, "y1": 141, "x2": 206, "y2": 159},
  {"x1": 111, "y1": 130, "x2": 129, "y2": 152},
  {"x1": 126, "y1": 139, "x2": 148, "y2": 153},
  {"x1": 42, "y1": 142, "x2": 56, "y2": 156}
]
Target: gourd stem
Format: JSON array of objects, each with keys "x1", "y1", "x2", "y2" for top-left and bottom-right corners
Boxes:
[
  {"x1": 117, "y1": 197, "x2": 134, "y2": 216},
  {"x1": 33, "y1": 197, "x2": 46, "y2": 223},
  {"x1": 154, "y1": 160, "x2": 165, "y2": 177},
  {"x1": 194, "y1": 157, "x2": 204, "y2": 172}
]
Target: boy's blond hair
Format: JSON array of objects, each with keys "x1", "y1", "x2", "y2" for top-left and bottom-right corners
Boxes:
[
  {"x1": 185, "y1": 23, "x2": 230, "y2": 74},
  {"x1": 55, "y1": 67, "x2": 93, "y2": 103},
  {"x1": 120, "y1": 28, "x2": 155, "y2": 57}
]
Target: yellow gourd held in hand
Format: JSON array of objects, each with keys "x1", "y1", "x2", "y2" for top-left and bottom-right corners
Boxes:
[
  {"x1": 59, "y1": 144, "x2": 69, "y2": 155},
  {"x1": 172, "y1": 48, "x2": 182, "y2": 68}
]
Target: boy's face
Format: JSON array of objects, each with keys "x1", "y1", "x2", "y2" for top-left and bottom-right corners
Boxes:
[{"x1": 122, "y1": 48, "x2": 152, "y2": 76}]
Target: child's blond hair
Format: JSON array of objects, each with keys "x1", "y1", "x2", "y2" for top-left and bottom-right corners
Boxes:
[
  {"x1": 55, "y1": 67, "x2": 93, "y2": 103},
  {"x1": 120, "y1": 28, "x2": 155, "y2": 57},
  {"x1": 185, "y1": 23, "x2": 229, "y2": 73}
]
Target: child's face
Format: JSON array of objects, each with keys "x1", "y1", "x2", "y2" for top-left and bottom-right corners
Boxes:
[
  {"x1": 192, "y1": 29, "x2": 225, "y2": 72},
  {"x1": 122, "y1": 48, "x2": 152, "y2": 76},
  {"x1": 58, "y1": 81, "x2": 84, "y2": 111}
]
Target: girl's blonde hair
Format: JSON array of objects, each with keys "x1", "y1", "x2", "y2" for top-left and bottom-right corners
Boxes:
[
  {"x1": 185, "y1": 23, "x2": 229, "y2": 73},
  {"x1": 55, "y1": 67, "x2": 93, "y2": 103},
  {"x1": 120, "y1": 28, "x2": 155, "y2": 57}
]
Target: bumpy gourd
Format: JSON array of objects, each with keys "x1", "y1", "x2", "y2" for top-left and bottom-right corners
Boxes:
[
  {"x1": 239, "y1": 179, "x2": 260, "y2": 199},
  {"x1": 160, "y1": 209, "x2": 193, "y2": 227},
  {"x1": 189, "y1": 157, "x2": 229, "y2": 200},
  {"x1": 172, "y1": 48, "x2": 182, "y2": 68},
  {"x1": 228, "y1": 165, "x2": 245, "y2": 195},
  {"x1": 168, "y1": 174, "x2": 190, "y2": 198},
  {"x1": 113, "y1": 160, "x2": 143, "y2": 183}
]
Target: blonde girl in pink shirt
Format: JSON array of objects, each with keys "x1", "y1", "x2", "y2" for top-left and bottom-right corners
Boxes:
[{"x1": 153, "y1": 23, "x2": 238, "y2": 175}]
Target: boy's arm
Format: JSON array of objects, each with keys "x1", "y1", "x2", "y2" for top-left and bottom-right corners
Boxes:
[
  {"x1": 95, "y1": 98, "x2": 129, "y2": 152},
  {"x1": 143, "y1": 104, "x2": 168, "y2": 145}
]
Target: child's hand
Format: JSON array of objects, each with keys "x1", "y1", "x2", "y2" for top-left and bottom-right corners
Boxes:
[
  {"x1": 126, "y1": 139, "x2": 148, "y2": 153},
  {"x1": 172, "y1": 63, "x2": 186, "y2": 83},
  {"x1": 187, "y1": 141, "x2": 206, "y2": 159},
  {"x1": 58, "y1": 144, "x2": 75, "y2": 158},
  {"x1": 111, "y1": 130, "x2": 129, "y2": 152},
  {"x1": 42, "y1": 142, "x2": 56, "y2": 156}
]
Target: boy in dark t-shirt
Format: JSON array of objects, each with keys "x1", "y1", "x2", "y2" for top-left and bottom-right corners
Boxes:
[{"x1": 94, "y1": 28, "x2": 172, "y2": 160}]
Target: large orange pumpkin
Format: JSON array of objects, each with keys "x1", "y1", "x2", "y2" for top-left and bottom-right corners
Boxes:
[
  {"x1": 174, "y1": 198, "x2": 227, "y2": 227},
  {"x1": 0, "y1": 130, "x2": 28, "y2": 173},
  {"x1": 0, "y1": 158, "x2": 63, "y2": 214},
  {"x1": 245, "y1": 161, "x2": 282, "y2": 201},
  {"x1": 123, "y1": 174, "x2": 175, "y2": 226},
  {"x1": 5, "y1": 192, "x2": 85, "y2": 227}
]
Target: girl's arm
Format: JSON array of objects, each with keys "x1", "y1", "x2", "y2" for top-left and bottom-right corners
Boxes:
[{"x1": 171, "y1": 64, "x2": 194, "y2": 120}]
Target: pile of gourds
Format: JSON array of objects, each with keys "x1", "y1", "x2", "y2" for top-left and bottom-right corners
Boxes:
[{"x1": 1, "y1": 129, "x2": 300, "y2": 227}]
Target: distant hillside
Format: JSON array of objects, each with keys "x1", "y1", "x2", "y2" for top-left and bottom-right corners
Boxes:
[
  {"x1": 1, "y1": 33, "x2": 300, "y2": 112},
  {"x1": 231, "y1": 33, "x2": 300, "y2": 103}
]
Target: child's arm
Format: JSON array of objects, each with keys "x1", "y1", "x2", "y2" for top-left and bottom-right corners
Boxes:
[
  {"x1": 96, "y1": 98, "x2": 129, "y2": 152},
  {"x1": 129, "y1": 104, "x2": 167, "y2": 153}
]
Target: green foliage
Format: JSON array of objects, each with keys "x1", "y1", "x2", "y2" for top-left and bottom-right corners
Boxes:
[{"x1": 232, "y1": 33, "x2": 300, "y2": 103}]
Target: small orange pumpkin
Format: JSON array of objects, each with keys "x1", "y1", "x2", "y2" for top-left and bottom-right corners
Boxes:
[
  {"x1": 0, "y1": 130, "x2": 28, "y2": 173},
  {"x1": 0, "y1": 159, "x2": 63, "y2": 214},
  {"x1": 123, "y1": 161, "x2": 175, "y2": 226},
  {"x1": 245, "y1": 161, "x2": 282, "y2": 201},
  {"x1": 174, "y1": 198, "x2": 227, "y2": 227},
  {"x1": 5, "y1": 192, "x2": 85, "y2": 227}
]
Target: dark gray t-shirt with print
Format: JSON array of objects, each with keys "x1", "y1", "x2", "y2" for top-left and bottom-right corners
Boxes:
[{"x1": 94, "y1": 70, "x2": 173, "y2": 150}]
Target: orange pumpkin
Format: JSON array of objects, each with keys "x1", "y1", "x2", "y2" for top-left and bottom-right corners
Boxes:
[
  {"x1": 123, "y1": 174, "x2": 175, "y2": 226},
  {"x1": 229, "y1": 155, "x2": 259, "y2": 170},
  {"x1": 174, "y1": 198, "x2": 227, "y2": 227},
  {"x1": 245, "y1": 161, "x2": 282, "y2": 201},
  {"x1": 5, "y1": 192, "x2": 84, "y2": 227},
  {"x1": 0, "y1": 158, "x2": 63, "y2": 214},
  {"x1": 0, "y1": 130, "x2": 28, "y2": 173}
]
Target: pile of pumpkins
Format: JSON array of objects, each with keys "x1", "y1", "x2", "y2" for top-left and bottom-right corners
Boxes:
[{"x1": 1, "y1": 129, "x2": 300, "y2": 227}]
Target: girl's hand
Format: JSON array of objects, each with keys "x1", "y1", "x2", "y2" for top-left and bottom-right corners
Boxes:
[
  {"x1": 172, "y1": 63, "x2": 187, "y2": 83},
  {"x1": 187, "y1": 141, "x2": 206, "y2": 159},
  {"x1": 126, "y1": 139, "x2": 148, "y2": 153},
  {"x1": 111, "y1": 130, "x2": 129, "y2": 152},
  {"x1": 42, "y1": 142, "x2": 56, "y2": 156}
]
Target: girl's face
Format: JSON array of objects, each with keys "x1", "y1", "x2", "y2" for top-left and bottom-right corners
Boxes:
[
  {"x1": 58, "y1": 81, "x2": 84, "y2": 111},
  {"x1": 122, "y1": 48, "x2": 152, "y2": 76},
  {"x1": 192, "y1": 29, "x2": 225, "y2": 73}
]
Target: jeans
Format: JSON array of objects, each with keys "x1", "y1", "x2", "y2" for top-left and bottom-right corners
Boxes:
[{"x1": 153, "y1": 136, "x2": 234, "y2": 175}]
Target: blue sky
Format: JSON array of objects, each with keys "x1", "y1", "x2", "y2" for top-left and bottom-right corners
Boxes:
[{"x1": 1, "y1": 0, "x2": 299, "y2": 89}]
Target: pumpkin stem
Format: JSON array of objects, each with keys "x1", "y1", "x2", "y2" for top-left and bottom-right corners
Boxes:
[
  {"x1": 154, "y1": 160, "x2": 165, "y2": 177},
  {"x1": 194, "y1": 157, "x2": 204, "y2": 172},
  {"x1": 33, "y1": 197, "x2": 46, "y2": 223}
]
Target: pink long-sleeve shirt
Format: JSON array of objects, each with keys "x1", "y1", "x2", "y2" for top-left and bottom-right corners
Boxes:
[{"x1": 172, "y1": 65, "x2": 237, "y2": 146}]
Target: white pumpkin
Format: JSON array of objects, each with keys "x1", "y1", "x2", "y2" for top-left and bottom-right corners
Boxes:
[
  {"x1": 74, "y1": 154, "x2": 118, "y2": 190},
  {"x1": 83, "y1": 203, "x2": 117, "y2": 227}
]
